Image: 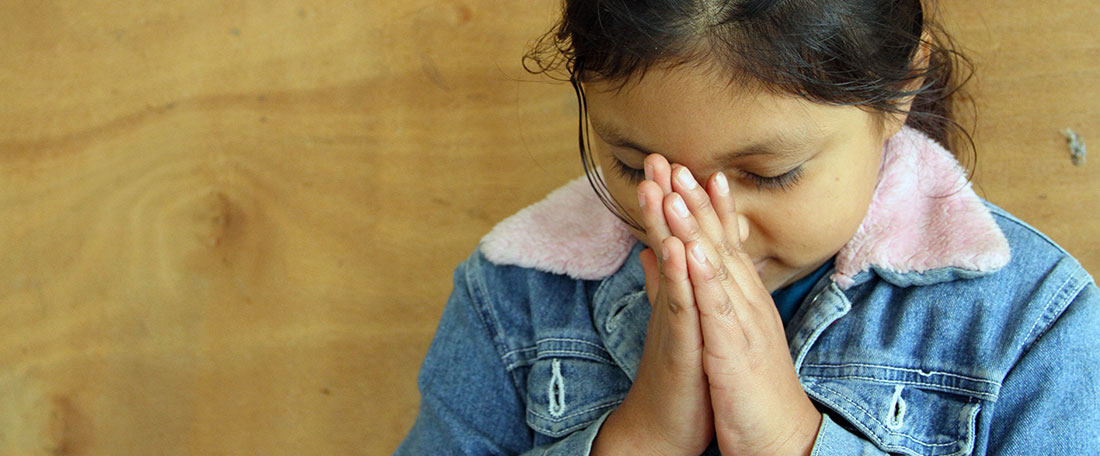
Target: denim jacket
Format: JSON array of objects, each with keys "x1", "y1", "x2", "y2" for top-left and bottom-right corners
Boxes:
[{"x1": 395, "y1": 129, "x2": 1100, "y2": 455}]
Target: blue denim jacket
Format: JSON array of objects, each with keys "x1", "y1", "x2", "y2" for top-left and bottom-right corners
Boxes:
[
  {"x1": 396, "y1": 203, "x2": 1098, "y2": 455},
  {"x1": 396, "y1": 130, "x2": 1100, "y2": 455}
]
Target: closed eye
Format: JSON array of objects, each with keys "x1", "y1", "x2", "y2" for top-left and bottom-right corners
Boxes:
[
  {"x1": 610, "y1": 157, "x2": 804, "y2": 192},
  {"x1": 609, "y1": 157, "x2": 646, "y2": 183},
  {"x1": 741, "y1": 165, "x2": 804, "y2": 192}
]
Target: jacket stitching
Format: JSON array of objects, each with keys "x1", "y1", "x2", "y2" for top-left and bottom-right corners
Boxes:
[
  {"x1": 792, "y1": 284, "x2": 850, "y2": 370},
  {"x1": 802, "y1": 363, "x2": 999, "y2": 387},
  {"x1": 1022, "y1": 278, "x2": 1067, "y2": 346},
  {"x1": 528, "y1": 400, "x2": 622, "y2": 427},
  {"x1": 465, "y1": 255, "x2": 530, "y2": 396},
  {"x1": 504, "y1": 350, "x2": 616, "y2": 370},
  {"x1": 500, "y1": 338, "x2": 611, "y2": 360},
  {"x1": 1023, "y1": 273, "x2": 1086, "y2": 353},
  {"x1": 808, "y1": 375, "x2": 995, "y2": 401}
]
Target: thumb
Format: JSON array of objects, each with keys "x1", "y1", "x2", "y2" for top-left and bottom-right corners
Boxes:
[{"x1": 639, "y1": 247, "x2": 660, "y2": 305}]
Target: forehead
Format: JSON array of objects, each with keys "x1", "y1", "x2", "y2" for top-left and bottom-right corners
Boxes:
[{"x1": 582, "y1": 65, "x2": 869, "y2": 164}]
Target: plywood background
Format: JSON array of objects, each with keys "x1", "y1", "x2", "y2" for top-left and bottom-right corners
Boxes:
[{"x1": 1, "y1": 1, "x2": 1095, "y2": 455}]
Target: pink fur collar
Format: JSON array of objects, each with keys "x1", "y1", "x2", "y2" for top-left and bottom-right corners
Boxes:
[{"x1": 479, "y1": 127, "x2": 1011, "y2": 288}]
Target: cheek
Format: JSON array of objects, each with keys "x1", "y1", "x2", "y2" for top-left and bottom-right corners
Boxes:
[{"x1": 763, "y1": 154, "x2": 880, "y2": 262}]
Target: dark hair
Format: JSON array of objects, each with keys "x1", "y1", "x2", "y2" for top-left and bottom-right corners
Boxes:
[{"x1": 524, "y1": 0, "x2": 974, "y2": 231}]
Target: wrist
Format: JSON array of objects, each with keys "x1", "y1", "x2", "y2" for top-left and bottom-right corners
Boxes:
[
  {"x1": 592, "y1": 405, "x2": 697, "y2": 456},
  {"x1": 591, "y1": 407, "x2": 641, "y2": 456},
  {"x1": 778, "y1": 411, "x2": 823, "y2": 456}
]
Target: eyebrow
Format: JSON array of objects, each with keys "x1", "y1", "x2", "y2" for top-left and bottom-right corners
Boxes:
[{"x1": 589, "y1": 119, "x2": 813, "y2": 161}]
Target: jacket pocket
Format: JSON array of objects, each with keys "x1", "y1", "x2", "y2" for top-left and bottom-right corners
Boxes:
[
  {"x1": 525, "y1": 354, "x2": 630, "y2": 438},
  {"x1": 802, "y1": 369, "x2": 989, "y2": 456}
]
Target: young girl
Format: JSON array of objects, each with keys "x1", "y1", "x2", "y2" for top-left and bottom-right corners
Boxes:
[{"x1": 397, "y1": 0, "x2": 1100, "y2": 454}]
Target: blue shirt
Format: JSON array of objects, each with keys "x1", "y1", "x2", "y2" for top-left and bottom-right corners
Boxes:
[
  {"x1": 395, "y1": 202, "x2": 1100, "y2": 455},
  {"x1": 773, "y1": 257, "x2": 835, "y2": 325}
]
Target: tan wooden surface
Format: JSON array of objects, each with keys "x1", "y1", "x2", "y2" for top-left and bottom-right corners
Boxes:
[{"x1": 0, "y1": 1, "x2": 1095, "y2": 455}]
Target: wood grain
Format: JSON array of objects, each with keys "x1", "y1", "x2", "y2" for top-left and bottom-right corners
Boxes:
[{"x1": 0, "y1": 1, "x2": 1096, "y2": 454}]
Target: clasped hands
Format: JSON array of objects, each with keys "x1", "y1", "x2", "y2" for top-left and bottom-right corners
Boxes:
[{"x1": 593, "y1": 154, "x2": 822, "y2": 456}]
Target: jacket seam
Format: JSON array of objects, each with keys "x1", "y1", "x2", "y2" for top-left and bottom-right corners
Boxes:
[
  {"x1": 465, "y1": 254, "x2": 530, "y2": 396},
  {"x1": 1022, "y1": 272, "x2": 1087, "y2": 353},
  {"x1": 801, "y1": 363, "x2": 999, "y2": 387},
  {"x1": 986, "y1": 203, "x2": 1073, "y2": 257},
  {"x1": 504, "y1": 350, "x2": 616, "y2": 370},
  {"x1": 528, "y1": 398, "x2": 622, "y2": 423},
  {"x1": 1007, "y1": 274, "x2": 1092, "y2": 395},
  {"x1": 806, "y1": 375, "x2": 995, "y2": 401},
  {"x1": 501, "y1": 338, "x2": 611, "y2": 360},
  {"x1": 527, "y1": 400, "x2": 623, "y2": 436}
]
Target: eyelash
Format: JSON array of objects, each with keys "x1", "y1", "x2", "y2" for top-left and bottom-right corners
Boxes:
[{"x1": 609, "y1": 157, "x2": 805, "y2": 192}]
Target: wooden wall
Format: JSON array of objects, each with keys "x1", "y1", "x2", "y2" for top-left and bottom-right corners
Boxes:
[{"x1": 1, "y1": 1, "x2": 1095, "y2": 454}]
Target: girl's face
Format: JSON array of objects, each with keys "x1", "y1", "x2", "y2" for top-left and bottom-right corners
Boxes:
[{"x1": 584, "y1": 65, "x2": 904, "y2": 292}]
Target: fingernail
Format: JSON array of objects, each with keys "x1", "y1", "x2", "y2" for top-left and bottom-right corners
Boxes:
[
  {"x1": 715, "y1": 171, "x2": 729, "y2": 195},
  {"x1": 671, "y1": 194, "x2": 690, "y2": 218},
  {"x1": 661, "y1": 244, "x2": 669, "y2": 261},
  {"x1": 676, "y1": 167, "x2": 697, "y2": 189},
  {"x1": 637, "y1": 189, "x2": 646, "y2": 209},
  {"x1": 644, "y1": 163, "x2": 654, "y2": 181},
  {"x1": 690, "y1": 244, "x2": 706, "y2": 264}
]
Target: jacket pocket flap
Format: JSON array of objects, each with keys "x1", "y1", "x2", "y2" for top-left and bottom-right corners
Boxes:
[
  {"x1": 803, "y1": 376, "x2": 982, "y2": 456},
  {"x1": 525, "y1": 356, "x2": 628, "y2": 438}
]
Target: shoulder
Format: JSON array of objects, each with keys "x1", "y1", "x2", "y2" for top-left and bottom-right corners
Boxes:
[
  {"x1": 981, "y1": 201, "x2": 1098, "y2": 342},
  {"x1": 981, "y1": 201, "x2": 1095, "y2": 316},
  {"x1": 985, "y1": 200, "x2": 1091, "y2": 281},
  {"x1": 455, "y1": 244, "x2": 598, "y2": 333},
  {"x1": 837, "y1": 200, "x2": 1097, "y2": 375}
]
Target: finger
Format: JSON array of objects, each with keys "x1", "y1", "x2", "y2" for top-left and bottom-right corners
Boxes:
[
  {"x1": 640, "y1": 247, "x2": 659, "y2": 305},
  {"x1": 645, "y1": 154, "x2": 674, "y2": 195},
  {"x1": 702, "y1": 172, "x2": 770, "y2": 300},
  {"x1": 705, "y1": 171, "x2": 749, "y2": 247},
  {"x1": 657, "y1": 237, "x2": 704, "y2": 357},
  {"x1": 690, "y1": 240, "x2": 782, "y2": 358},
  {"x1": 670, "y1": 165, "x2": 734, "y2": 255},
  {"x1": 685, "y1": 241, "x2": 748, "y2": 353},
  {"x1": 638, "y1": 179, "x2": 673, "y2": 255},
  {"x1": 663, "y1": 191, "x2": 725, "y2": 275},
  {"x1": 665, "y1": 191, "x2": 771, "y2": 309}
]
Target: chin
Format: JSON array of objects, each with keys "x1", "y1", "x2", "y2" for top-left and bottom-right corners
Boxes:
[{"x1": 755, "y1": 259, "x2": 786, "y2": 293}]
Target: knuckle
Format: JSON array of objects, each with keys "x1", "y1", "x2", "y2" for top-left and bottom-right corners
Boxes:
[
  {"x1": 693, "y1": 194, "x2": 713, "y2": 213},
  {"x1": 715, "y1": 240, "x2": 738, "y2": 259},
  {"x1": 702, "y1": 294, "x2": 735, "y2": 319},
  {"x1": 683, "y1": 220, "x2": 703, "y2": 239},
  {"x1": 716, "y1": 296, "x2": 735, "y2": 317},
  {"x1": 665, "y1": 295, "x2": 689, "y2": 314},
  {"x1": 712, "y1": 263, "x2": 732, "y2": 284}
]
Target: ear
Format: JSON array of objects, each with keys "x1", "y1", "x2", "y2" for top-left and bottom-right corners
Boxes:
[{"x1": 882, "y1": 30, "x2": 933, "y2": 139}]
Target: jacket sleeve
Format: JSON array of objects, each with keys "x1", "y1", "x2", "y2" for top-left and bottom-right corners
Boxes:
[
  {"x1": 394, "y1": 252, "x2": 611, "y2": 455},
  {"x1": 982, "y1": 280, "x2": 1100, "y2": 454}
]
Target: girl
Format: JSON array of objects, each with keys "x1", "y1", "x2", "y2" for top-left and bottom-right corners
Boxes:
[{"x1": 397, "y1": 0, "x2": 1100, "y2": 454}]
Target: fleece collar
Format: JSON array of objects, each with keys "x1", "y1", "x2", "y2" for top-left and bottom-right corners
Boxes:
[{"x1": 478, "y1": 127, "x2": 1011, "y2": 289}]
